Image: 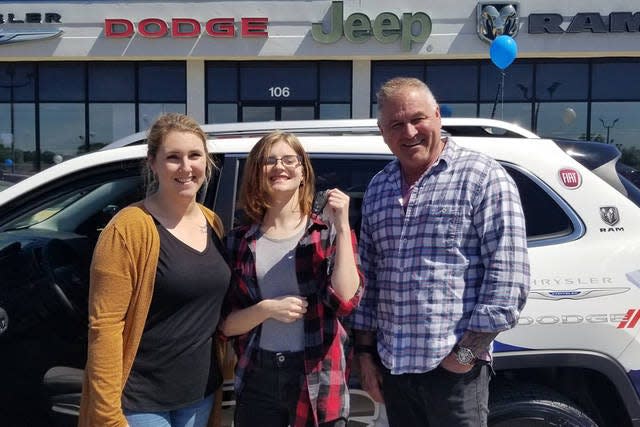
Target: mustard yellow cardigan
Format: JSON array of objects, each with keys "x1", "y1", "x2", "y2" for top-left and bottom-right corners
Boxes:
[{"x1": 78, "y1": 202, "x2": 224, "y2": 427}]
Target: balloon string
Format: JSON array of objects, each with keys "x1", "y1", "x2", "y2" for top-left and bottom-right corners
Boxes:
[
  {"x1": 500, "y1": 70, "x2": 505, "y2": 120},
  {"x1": 490, "y1": 69, "x2": 506, "y2": 120}
]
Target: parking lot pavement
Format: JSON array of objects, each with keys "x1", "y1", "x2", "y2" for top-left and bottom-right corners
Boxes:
[{"x1": 0, "y1": 180, "x2": 14, "y2": 191}]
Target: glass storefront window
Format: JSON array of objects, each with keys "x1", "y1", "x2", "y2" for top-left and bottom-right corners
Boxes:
[
  {"x1": 240, "y1": 63, "x2": 317, "y2": 102},
  {"x1": 480, "y1": 63, "x2": 533, "y2": 103},
  {"x1": 139, "y1": 103, "x2": 186, "y2": 130},
  {"x1": 7, "y1": 104, "x2": 36, "y2": 174},
  {"x1": 479, "y1": 102, "x2": 533, "y2": 130},
  {"x1": 371, "y1": 61, "x2": 424, "y2": 100},
  {"x1": 138, "y1": 62, "x2": 186, "y2": 102},
  {"x1": 320, "y1": 104, "x2": 350, "y2": 119},
  {"x1": 89, "y1": 103, "x2": 136, "y2": 150},
  {"x1": 0, "y1": 103, "x2": 37, "y2": 175},
  {"x1": 207, "y1": 64, "x2": 238, "y2": 103},
  {"x1": 206, "y1": 61, "x2": 352, "y2": 121},
  {"x1": 281, "y1": 106, "x2": 315, "y2": 121},
  {"x1": 0, "y1": 63, "x2": 35, "y2": 102},
  {"x1": 208, "y1": 104, "x2": 238, "y2": 124},
  {"x1": 319, "y1": 62, "x2": 351, "y2": 102},
  {"x1": 439, "y1": 103, "x2": 477, "y2": 118},
  {"x1": 89, "y1": 63, "x2": 135, "y2": 102},
  {"x1": 592, "y1": 62, "x2": 640, "y2": 101},
  {"x1": 39, "y1": 103, "x2": 85, "y2": 166},
  {"x1": 3, "y1": 61, "x2": 189, "y2": 174},
  {"x1": 40, "y1": 63, "x2": 85, "y2": 102},
  {"x1": 427, "y1": 63, "x2": 478, "y2": 103},
  {"x1": 536, "y1": 63, "x2": 588, "y2": 101},
  {"x1": 534, "y1": 102, "x2": 587, "y2": 140},
  {"x1": 242, "y1": 106, "x2": 275, "y2": 122},
  {"x1": 590, "y1": 102, "x2": 640, "y2": 149}
]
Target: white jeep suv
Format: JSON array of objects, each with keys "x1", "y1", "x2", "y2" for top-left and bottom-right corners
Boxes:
[{"x1": 0, "y1": 119, "x2": 639, "y2": 427}]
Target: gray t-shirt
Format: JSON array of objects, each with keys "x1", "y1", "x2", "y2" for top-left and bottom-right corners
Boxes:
[{"x1": 256, "y1": 228, "x2": 305, "y2": 351}]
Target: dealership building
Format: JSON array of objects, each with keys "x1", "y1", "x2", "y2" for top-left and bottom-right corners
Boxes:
[{"x1": 1, "y1": 0, "x2": 640, "y2": 172}]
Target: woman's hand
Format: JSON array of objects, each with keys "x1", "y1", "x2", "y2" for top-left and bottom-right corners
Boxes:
[
  {"x1": 324, "y1": 188, "x2": 350, "y2": 233},
  {"x1": 221, "y1": 295, "x2": 307, "y2": 336},
  {"x1": 264, "y1": 295, "x2": 308, "y2": 323}
]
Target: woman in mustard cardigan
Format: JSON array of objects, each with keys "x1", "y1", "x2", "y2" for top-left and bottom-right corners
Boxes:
[{"x1": 79, "y1": 113, "x2": 230, "y2": 427}]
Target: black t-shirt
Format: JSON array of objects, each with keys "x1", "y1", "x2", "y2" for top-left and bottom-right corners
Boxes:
[{"x1": 122, "y1": 221, "x2": 231, "y2": 411}]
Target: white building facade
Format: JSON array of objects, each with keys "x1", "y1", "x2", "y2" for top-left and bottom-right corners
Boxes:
[{"x1": 1, "y1": 0, "x2": 640, "y2": 172}]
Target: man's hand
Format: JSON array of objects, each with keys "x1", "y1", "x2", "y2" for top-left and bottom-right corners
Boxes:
[
  {"x1": 358, "y1": 353, "x2": 385, "y2": 403},
  {"x1": 439, "y1": 352, "x2": 474, "y2": 374}
]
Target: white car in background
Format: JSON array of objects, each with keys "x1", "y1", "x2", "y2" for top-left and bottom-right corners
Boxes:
[{"x1": 0, "y1": 119, "x2": 639, "y2": 427}]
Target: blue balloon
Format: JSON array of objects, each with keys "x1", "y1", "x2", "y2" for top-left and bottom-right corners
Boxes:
[
  {"x1": 490, "y1": 35, "x2": 518, "y2": 70},
  {"x1": 4, "y1": 158, "x2": 13, "y2": 167}
]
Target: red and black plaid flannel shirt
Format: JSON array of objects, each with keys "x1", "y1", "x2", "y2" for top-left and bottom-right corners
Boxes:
[{"x1": 221, "y1": 215, "x2": 363, "y2": 427}]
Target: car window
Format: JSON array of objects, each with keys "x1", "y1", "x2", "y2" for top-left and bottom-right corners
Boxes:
[
  {"x1": 233, "y1": 156, "x2": 391, "y2": 234},
  {"x1": 71, "y1": 176, "x2": 146, "y2": 246},
  {"x1": 503, "y1": 164, "x2": 575, "y2": 243},
  {"x1": 2, "y1": 175, "x2": 145, "y2": 232},
  {"x1": 232, "y1": 157, "x2": 576, "y2": 245},
  {"x1": 1, "y1": 155, "x2": 222, "y2": 233},
  {"x1": 314, "y1": 157, "x2": 391, "y2": 235}
]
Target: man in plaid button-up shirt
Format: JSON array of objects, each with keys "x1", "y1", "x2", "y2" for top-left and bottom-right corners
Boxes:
[{"x1": 350, "y1": 77, "x2": 529, "y2": 427}]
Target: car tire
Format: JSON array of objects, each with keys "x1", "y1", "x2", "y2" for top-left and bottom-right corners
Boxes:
[{"x1": 489, "y1": 381, "x2": 598, "y2": 427}]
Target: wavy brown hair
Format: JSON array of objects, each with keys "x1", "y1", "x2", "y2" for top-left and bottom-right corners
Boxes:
[{"x1": 239, "y1": 131, "x2": 315, "y2": 223}]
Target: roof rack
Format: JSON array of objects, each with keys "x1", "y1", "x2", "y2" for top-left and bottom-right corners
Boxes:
[
  {"x1": 102, "y1": 117, "x2": 539, "y2": 150},
  {"x1": 205, "y1": 119, "x2": 379, "y2": 139}
]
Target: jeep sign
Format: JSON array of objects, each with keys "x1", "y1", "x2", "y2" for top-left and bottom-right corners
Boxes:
[{"x1": 311, "y1": 1, "x2": 431, "y2": 51}]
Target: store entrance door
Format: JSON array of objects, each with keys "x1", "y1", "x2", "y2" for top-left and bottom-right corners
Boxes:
[{"x1": 241, "y1": 103, "x2": 315, "y2": 122}]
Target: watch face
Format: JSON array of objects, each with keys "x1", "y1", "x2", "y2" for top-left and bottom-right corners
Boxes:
[{"x1": 455, "y1": 347, "x2": 475, "y2": 365}]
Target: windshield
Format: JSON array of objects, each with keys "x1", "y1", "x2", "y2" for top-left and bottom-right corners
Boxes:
[{"x1": 2, "y1": 188, "x2": 94, "y2": 230}]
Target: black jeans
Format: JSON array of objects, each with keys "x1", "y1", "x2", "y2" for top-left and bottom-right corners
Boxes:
[
  {"x1": 382, "y1": 364, "x2": 490, "y2": 427},
  {"x1": 234, "y1": 349, "x2": 346, "y2": 427}
]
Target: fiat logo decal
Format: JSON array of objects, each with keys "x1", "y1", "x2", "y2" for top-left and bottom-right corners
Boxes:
[{"x1": 559, "y1": 168, "x2": 582, "y2": 189}]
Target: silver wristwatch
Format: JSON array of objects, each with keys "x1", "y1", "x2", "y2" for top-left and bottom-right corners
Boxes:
[{"x1": 453, "y1": 344, "x2": 476, "y2": 365}]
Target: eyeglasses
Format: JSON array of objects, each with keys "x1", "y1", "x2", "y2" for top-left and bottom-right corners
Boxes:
[{"x1": 264, "y1": 155, "x2": 302, "y2": 167}]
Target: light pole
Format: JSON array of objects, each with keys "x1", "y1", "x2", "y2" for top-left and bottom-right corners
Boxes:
[
  {"x1": 0, "y1": 65, "x2": 33, "y2": 174},
  {"x1": 599, "y1": 118, "x2": 619, "y2": 144}
]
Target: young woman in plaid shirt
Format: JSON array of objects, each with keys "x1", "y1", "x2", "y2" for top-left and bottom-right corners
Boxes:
[{"x1": 220, "y1": 131, "x2": 363, "y2": 427}]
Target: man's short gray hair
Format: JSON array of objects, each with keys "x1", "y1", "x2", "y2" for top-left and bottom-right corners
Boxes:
[{"x1": 376, "y1": 77, "x2": 438, "y2": 120}]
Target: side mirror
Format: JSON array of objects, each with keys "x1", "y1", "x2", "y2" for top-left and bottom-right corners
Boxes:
[{"x1": 102, "y1": 204, "x2": 119, "y2": 218}]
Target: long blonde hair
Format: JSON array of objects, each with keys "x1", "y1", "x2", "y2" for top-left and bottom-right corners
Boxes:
[{"x1": 143, "y1": 113, "x2": 214, "y2": 200}]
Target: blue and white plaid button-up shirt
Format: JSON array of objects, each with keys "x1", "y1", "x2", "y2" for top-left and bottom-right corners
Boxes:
[{"x1": 349, "y1": 138, "x2": 530, "y2": 375}]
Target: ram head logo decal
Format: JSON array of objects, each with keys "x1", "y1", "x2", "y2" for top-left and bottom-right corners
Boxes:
[
  {"x1": 477, "y1": 2, "x2": 520, "y2": 43},
  {"x1": 600, "y1": 206, "x2": 620, "y2": 226}
]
